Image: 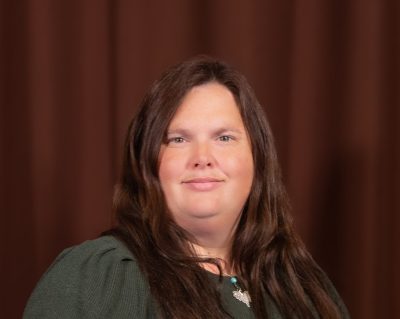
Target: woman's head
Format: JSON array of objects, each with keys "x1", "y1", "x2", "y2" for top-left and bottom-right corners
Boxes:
[
  {"x1": 112, "y1": 56, "x2": 342, "y2": 319},
  {"x1": 124, "y1": 56, "x2": 281, "y2": 240}
]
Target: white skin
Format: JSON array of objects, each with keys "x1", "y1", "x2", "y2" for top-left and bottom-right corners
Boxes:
[{"x1": 158, "y1": 82, "x2": 254, "y2": 274}]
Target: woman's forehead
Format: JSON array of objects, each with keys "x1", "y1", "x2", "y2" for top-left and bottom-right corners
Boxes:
[{"x1": 168, "y1": 83, "x2": 244, "y2": 127}]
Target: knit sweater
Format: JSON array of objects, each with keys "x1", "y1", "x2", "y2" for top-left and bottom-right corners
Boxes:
[{"x1": 23, "y1": 236, "x2": 349, "y2": 318}]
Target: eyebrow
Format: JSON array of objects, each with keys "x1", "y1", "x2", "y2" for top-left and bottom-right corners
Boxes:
[{"x1": 166, "y1": 127, "x2": 244, "y2": 136}]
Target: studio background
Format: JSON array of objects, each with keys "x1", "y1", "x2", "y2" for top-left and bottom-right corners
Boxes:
[{"x1": 1, "y1": 1, "x2": 399, "y2": 318}]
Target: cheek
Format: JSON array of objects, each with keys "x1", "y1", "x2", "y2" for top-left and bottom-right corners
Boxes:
[
  {"x1": 159, "y1": 159, "x2": 172, "y2": 187},
  {"x1": 159, "y1": 151, "x2": 184, "y2": 186},
  {"x1": 222, "y1": 150, "x2": 254, "y2": 180}
]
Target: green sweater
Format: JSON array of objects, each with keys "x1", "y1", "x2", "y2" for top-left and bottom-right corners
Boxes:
[{"x1": 24, "y1": 236, "x2": 349, "y2": 318}]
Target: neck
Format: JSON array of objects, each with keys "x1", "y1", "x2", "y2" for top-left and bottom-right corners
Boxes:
[
  {"x1": 190, "y1": 235, "x2": 234, "y2": 275},
  {"x1": 177, "y1": 213, "x2": 241, "y2": 274}
]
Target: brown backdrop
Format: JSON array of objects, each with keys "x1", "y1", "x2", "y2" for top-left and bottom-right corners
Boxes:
[{"x1": 1, "y1": 1, "x2": 399, "y2": 318}]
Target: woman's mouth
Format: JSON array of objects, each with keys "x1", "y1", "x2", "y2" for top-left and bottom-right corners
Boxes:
[{"x1": 182, "y1": 177, "x2": 224, "y2": 191}]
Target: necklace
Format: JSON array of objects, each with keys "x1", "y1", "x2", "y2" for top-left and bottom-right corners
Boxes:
[{"x1": 229, "y1": 276, "x2": 251, "y2": 308}]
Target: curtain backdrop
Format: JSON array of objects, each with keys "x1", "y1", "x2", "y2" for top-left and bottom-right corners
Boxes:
[{"x1": 1, "y1": 1, "x2": 399, "y2": 318}]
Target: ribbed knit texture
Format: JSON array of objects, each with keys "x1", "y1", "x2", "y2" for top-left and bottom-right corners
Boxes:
[
  {"x1": 24, "y1": 237, "x2": 158, "y2": 318},
  {"x1": 23, "y1": 236, "x2": 349, "y2": 318}
]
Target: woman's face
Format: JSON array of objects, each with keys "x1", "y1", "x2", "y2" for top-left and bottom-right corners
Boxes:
[{"x1": 158, "y1": 82, "x2": 254, "y2": 236}]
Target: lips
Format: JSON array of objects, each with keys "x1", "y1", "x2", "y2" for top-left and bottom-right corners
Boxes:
[{"x1": 182, "y1": 177, "x2": 224, "y2": 191}]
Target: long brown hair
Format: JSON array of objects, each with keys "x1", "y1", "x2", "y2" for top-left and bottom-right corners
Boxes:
[{"x1": 105, "y1": 56, "x2": 343, "y2": 318}]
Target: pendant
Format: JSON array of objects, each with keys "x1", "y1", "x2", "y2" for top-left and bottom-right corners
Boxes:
[{"x1": 232, "y1": 289, "x2": 251, "y2": 308}]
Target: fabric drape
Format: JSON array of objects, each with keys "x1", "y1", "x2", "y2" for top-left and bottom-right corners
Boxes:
[{"x1": 1, "y1": 1, "x2": 398, "y2": 318}]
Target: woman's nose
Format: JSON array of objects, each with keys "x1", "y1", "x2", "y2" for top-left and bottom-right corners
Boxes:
[{"x1": 191, "y1": 143, "x2": 215, "y2": 168}]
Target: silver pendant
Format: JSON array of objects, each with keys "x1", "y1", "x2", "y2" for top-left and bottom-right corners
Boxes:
[{"x1": 232, "y1": 289, "x2": 251, "y2": 308}]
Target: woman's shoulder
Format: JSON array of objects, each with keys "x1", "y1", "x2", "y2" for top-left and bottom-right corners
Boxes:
[
  {"x1": 323, "y1": 274, "x2": 351, "y2": 318},
  {"x1": 51, "y1": 235, "x2": 135, "y2": 266},
  {"x1": 35, "y1": 236, "x2": 140, "y2": 287},
  {"x1": 24, "y1": 236, "x2": 158, "y2": 319}
]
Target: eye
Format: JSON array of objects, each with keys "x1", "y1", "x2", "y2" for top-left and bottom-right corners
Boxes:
[
  {"x1": 218, "y1": 135, "x2": 234, "y2": 142},
  {"x1": 167, "y1": 137, "x2": 186, "y2": 144}
]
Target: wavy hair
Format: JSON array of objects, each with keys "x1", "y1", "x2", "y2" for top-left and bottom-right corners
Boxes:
[{"x1": 105, "y1": 56, "x2": 342, "y2": 318}]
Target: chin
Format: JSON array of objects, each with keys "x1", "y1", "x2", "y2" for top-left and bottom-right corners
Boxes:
[
  {"x1": 186, "y1": 209, "x2": 220, "y2": 219},
  {"x1": 179, "y1": 200, "x2": 220, "y2": 215}
]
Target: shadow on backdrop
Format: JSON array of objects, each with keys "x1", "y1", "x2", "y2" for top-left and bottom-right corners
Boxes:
[{"x1": 1, "y1": 1, "x2": 399, "y2": 318}]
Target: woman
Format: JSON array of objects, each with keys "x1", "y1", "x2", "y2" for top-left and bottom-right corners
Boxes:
[{"x1": 24, "y1": 56, "x2": 349, "y2": 318}]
